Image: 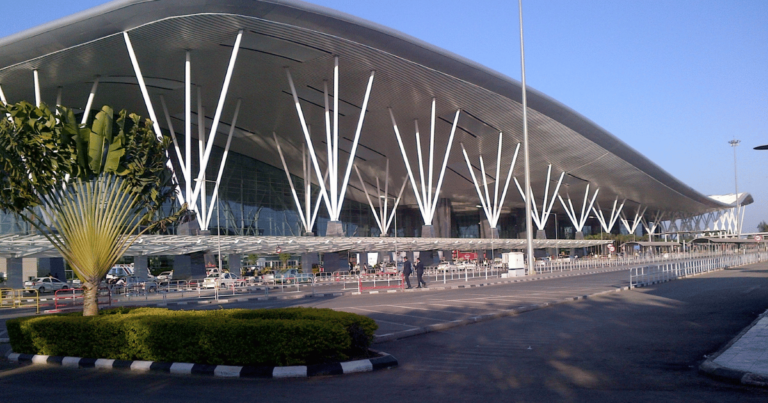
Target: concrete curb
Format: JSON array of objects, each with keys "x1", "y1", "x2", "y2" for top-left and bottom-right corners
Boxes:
[
  {"x1": 373, "y1": 286, "x2": 631, "y2": 343},
  {"x1": 5, "y1": 349, "x2": 398, "y2": 379},
  {"x1": 699, "y1": 309, "x2": 768, "y2": 387}
]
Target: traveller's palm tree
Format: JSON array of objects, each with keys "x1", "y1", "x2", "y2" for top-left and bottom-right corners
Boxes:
[{"x1": 0, "y1": 101, "x2": 185, "y2": 315}]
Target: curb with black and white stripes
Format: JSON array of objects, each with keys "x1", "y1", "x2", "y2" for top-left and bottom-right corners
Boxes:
[{"x1": 5, "y1": 350, "x2": 398, "y2": 379}]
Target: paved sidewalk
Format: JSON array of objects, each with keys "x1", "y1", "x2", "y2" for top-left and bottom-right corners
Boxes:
[{"x1": 700, "y1": 309, "x2": 768, "y2": 387}]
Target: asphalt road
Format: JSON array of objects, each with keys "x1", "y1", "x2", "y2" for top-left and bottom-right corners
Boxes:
[{"x1": 1, "y1": 264, "x2": 768, "y2": 402}]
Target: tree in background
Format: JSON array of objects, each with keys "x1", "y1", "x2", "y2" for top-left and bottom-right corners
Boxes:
[
  {"x1": 758, "y1": 221, "x2": 768, "y2": 233},
  {"x1": 279, "y1": 253, "x2": 292, "y2": 271},
  {"x1": 0, "y1": 102, "x2": 185, "y2": 315}
]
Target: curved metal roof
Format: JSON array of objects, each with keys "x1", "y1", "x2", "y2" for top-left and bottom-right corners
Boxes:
[{"x1": 0, "y1": 0, "x2": 738, "y2": 219}]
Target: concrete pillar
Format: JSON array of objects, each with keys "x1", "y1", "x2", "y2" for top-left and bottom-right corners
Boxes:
[
  {"x1": 434, "y1": 198, "x2": 452, "y2": 238},
  {"x1": 325, "y1": 221, "x2": 344, "y2": 237},
  {"x1": 38, "y1": 258, "x2": 66, "y2": 280},
  {"x1": 5, "y1": 258, "x2": 24, "y2": 289},
  {"x1": 421, "y1": 225, "x2": 436, "y2": 238},
  {"x1": 301, "y1": 253, "x2": 320, "y2": 273},
  {"x1": 480, "y1": 219, "x2": 499, "y2": 239},
  {"x1": 536, "y1": 229, "x2": 556, "y2": 258},
  {"x1": 228, "y1": 254, "x2": 242, "y2": 275},
  {"x1": 416, "y1": 250, "x2": 439, "y2": 266},
  {"x1": 571, "y1": 231, "x2": 586, "y2": 258},
  {"x1": 174, "y1": 252, "x2": 206, "y2": 280},
  {"x1": 322, "y1": 252, "x2": 346, "y2": 272},
  {"x1": 177, "y1": 216, "x2": 202, "y2": 235},
  {"x1": 134, "y1": 255, "x2": 148, "y2": 280}
]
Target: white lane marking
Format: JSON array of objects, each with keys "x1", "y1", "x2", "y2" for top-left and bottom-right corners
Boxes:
[
  {"x1": 404, "y1": 368, "x2": 457, "y2": 373},
  {"x1": 347, "y1": 307, "x2": 450, "y2": 322},
  {"x1": 384, "y1": 304, "x2": 485, "y2": 315},
  {"x1": 372, "y1": 319, "x2": 421, "y2": 329},
  {"x1": 423, "y1": 302, "x2": 494, "y2": 311}
]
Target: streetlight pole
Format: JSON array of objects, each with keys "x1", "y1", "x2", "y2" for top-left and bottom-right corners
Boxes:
[
  {"x1": 728, "y1": 139, "x2": 741, "y2": 237},
  {"x1": 518, "y1": 0, "x2": 535, "y2": 275}
]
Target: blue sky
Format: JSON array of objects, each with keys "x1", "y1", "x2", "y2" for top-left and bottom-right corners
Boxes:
[{"x1": 2, "y1": 0, "x2": 767, "y2": 231}]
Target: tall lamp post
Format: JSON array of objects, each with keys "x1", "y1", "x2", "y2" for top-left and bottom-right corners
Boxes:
[
  {"x1": 195, "y1": 178, "x2": 223, "y2": 270},
  {"x1": 517, "y1": 0, "x2": 535, "y2": 275},
  {"x1": 729, "y1": 139, "x2": 741, "y2": 237}
]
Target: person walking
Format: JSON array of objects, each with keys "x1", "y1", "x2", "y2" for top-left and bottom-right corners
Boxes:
[
  {"x1": 402, "y1": 256, "x2": 412, "y2": 289},
  {"x1": 415, "y1": 257, "x2": 427, "y2": 288}
]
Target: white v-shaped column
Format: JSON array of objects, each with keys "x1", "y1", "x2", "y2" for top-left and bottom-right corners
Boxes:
[
  {"x1": 389, "y1": 98, "x2": 460, "y2": 226},
  {"x1": 641, "y1": 210, "x2": 665, "y2": 240},
  {"x1": 354, "y1": 160, "x2": 408, "y2": 236},
  {"x1": 620, "y1": 205, "x2": 647, "y2": 235},
  {"x1": 513, "y1": 164, "x2": 564, "y2": 231},
  {"x1": 592, "y1": 197, "x2": 625, "y2": 234},
  {"x1": 558, "y1": 184, "x2": 599, "y2": 233},
  {"x1": 123, "y1": 31, "x2": 184, "y2": 205},
  {"x1": 460, "y1": 134, "x2": 520, "y2": 230},
  {"x1": 274, "y1": 133, "x2": 329, "y2": 234},
  {"x1": 285, "y1": 56, "x2": 375, "y2": 222}
]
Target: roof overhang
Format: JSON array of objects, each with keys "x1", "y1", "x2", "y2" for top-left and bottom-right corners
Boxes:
[
  {"x1": 0, "y1": 234, "x2": 610, "y2": 258},
  {"x1": 0, "y1": 0, "x2": 736, "y2": 219}
]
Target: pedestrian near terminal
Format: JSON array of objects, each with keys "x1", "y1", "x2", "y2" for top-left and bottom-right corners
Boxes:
[
  {"x1": 415, "y1": 257, "x2": 427, "y2": 288},
  {"x1": 402, "y1": 256, "x2": 412, "y2": 289}
]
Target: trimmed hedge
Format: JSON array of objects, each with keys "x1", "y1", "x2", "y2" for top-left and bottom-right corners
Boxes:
[{"x1": 7, "y1": 307, "x2": 378, "y2": 366}]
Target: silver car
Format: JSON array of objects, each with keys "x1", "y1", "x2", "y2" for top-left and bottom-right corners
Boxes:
[
  {"x1": 113, "y1": 276, "x2": 158, "y2": 293},
  {"x1": 24, "y1": 277, "x2": 69, "y2": 293}
]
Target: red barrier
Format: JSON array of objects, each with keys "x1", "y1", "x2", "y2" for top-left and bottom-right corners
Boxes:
[
  {"x1": 51, "y1": 287, "x2": 112, "y2": 312},
  {"x1": 358, "y1": 273, "x2": 405, "y2": 292}
]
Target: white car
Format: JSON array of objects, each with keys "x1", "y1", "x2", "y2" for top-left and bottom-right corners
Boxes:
[
  {"x1": 203, "y1": 272, "x2": 241, "y2": 289},
  {"x1": 24, "y1": 277, "x2": 69, "y2": 293},
  {"x1": 106, "y1": 266, "x2": 132, "y2": 280},
  {"x1": 112, "y1": 276, "x2": 158, "y2": 293},
  {"x1": 156, "y1": 271, "x2": 173, "y2": 283},
  {"x1": 436, "y1": 262, "x2": 455, "y2": 272}
]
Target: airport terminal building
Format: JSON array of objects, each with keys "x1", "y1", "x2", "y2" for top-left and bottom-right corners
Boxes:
[{"x1": 0, "y1": 0, "x2": 752, "y2": 280}]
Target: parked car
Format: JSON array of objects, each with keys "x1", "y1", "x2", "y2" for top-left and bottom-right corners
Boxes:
[
  {"x1": 436, "y1": 262, "x2": 455, "y2": 272},
  {"x1": 24, "y1": 277, "x2": 69, "y2": 293},
  {"x1": 112, "y1": 276, "x2": 158, "y2": 293},
  {"x1": 105, "y1": 265, "x2": 131, "y2": 280},
  {"x1": 383, "y1": 262, "x2": 403, "y2": 273},
  {"x1": 275, "y1": 269, "x2": 313, "y2": 284},
  {"x1": 156, "y1": 271, "x2": 173, "y2": 284},
  {"x1": 259, "y1": 270, "x2": 275, "y2": 283},
  {"x1": 203, "y1": 272, "x2": 241, "y2": 289}
]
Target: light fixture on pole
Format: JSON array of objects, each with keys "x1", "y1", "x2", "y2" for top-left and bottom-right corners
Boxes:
[{"x1": 729, "y1": 139, "x2": 741, "y2": 237}]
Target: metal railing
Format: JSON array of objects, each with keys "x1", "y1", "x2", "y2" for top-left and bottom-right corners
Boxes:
[
  {"x1": 629, "y1": 252, "x2": 767, "y2": 288},
  {"x1": 358, "y1": 273, "x2": 405, "y2": 292},
  {"x1": 53, "y1": 287, "x2": 111, "y2": 311},
  {"x1": 532, "y1": 249, "x2": 759, "y2": 275},
  {"x1": 0, "y1": 289, "x2": 39, "y2": 313}
]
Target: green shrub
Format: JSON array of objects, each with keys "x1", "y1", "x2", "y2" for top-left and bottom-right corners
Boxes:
[{"x1": 7, "y1": 307, "x2": 377, "y2": 366}]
